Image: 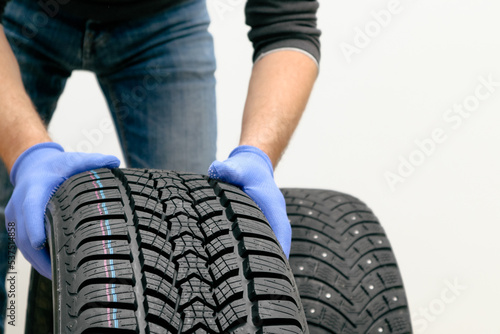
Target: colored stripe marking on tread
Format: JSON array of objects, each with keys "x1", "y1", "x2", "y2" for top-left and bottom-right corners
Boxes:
[{"x1": 88, "y1": 170, "x2": 119, "y2": 329}]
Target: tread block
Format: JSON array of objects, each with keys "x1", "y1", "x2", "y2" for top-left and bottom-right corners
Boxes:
[
  {"x1": 240, "y1": 237, "x2": 283, "y2": 258},
  {"x1": 68, "y1": 283, "x2": 136, "y2": 316},
  {"x1": 73, "y1": 308, "x2": 138, "y2": 332},
  {"x1": 66, "y1": 259, "x2": 134, "y2": 294},
  {"x1": 217, "y1": 298, "x2": 247, "y2": 329},
  {"x1": 249, "y1": 277, "x2": 295, "y2": 301},
  {"x1": 252, "y1": 300, "x2": 303, "y2": 328},
  {"x1": 244, "y1": 255, "x2": 290, "y2": 282}
]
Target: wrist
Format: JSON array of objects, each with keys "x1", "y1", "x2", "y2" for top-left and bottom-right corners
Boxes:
[
  {"x1": 2, "y1": 132, "x2": 51, "y2": 174},
  {"x1": 0, "y1": 94, "x2": 51, "y2": 173}
]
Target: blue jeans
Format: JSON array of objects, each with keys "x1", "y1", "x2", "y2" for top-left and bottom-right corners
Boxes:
[{"x1": 0, "y1": 0, "x2": 217, "y2": 331}]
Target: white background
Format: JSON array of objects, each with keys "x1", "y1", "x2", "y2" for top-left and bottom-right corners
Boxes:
[{"x1": 7, "y1": 0, "x2": 500, "y2": 333}]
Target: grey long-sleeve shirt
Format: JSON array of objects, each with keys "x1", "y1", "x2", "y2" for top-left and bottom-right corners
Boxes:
[{"x1": 0, "y1": 0, "x2": 320, "y2": 63}]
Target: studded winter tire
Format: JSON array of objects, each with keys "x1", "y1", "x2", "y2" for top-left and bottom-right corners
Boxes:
[
  {"x1": 40, "y1": 168, "x2": 308, "y2": 333},
  {"x1": 283, "y1": 189, "x2": 412, "y2": 334}
]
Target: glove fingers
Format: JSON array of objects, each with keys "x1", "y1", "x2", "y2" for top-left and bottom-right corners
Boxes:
[
  {"x1": 16, "y1": 217, "x2": 52, "y2": 279},
  {"x1": 20, "y1": 187, "x2": 53, "y2": 279},
  {"x1": 80, "y1": 153, "x2": 121, "y2": 170},
  {"x1": 265, "y1": 212, "x2": 291, "y2": 258},
  {"x1": 5, "y1": 200, "x2": 36, "y2": 265},
  {"x1": 63, "y1": 153, "x2": 120, "y2": 173},
  {"x1": 245, "y1": 187, "x2": 291, "y2": 258},
  {"x1": 209, "y1": 152, "x2": 291, "y2": 257},
  {"x1": 23, "y1": 186, "x2": 50, "y2": 250},
  {"x1": 7, "y1": 144, "x2": 117, "y2": 281},
  {"x1": 208, "y1": 160, "x2": 243, "y2": 186},
  {"x1": 25, "y1": 154, "x2": 119, "y2": 249}
]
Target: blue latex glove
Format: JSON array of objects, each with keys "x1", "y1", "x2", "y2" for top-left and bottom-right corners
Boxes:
[
  {"x1": 208, "y1": 145, "x2": 291, "y2": 258},
  {"x1": 5, "y1": 142, "x2": 120, "y2": 279}
]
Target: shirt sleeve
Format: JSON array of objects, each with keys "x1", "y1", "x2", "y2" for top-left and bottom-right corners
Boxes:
[{"x1": 245, "y1": 0, "x2": 321, "y2": 64}]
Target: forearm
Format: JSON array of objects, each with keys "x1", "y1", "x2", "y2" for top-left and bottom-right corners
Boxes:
[
  {"x1": 239, "y1": 50, "x2": 318, "y2": 168},
  {"x1": 0, "y1": 25, "x2": 51, "y2": 172}
]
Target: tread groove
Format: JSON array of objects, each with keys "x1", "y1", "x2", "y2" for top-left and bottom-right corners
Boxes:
[{"x1": 112, "y1": 169, "x2": 148, "y2": 334}]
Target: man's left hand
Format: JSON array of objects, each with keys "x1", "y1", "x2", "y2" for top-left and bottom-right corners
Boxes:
[{"x1": 208, "y1": 145, "x2": 291, "y2": 258}]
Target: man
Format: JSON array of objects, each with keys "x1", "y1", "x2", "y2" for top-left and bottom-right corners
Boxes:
[{"x1": 0, "y1": 0, "x2": 320, "y2": 331}]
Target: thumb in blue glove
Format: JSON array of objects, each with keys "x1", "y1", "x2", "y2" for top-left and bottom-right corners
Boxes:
[
  {"x1": 208, "y1": 145, "x2": 291, "y2": 257},
  {"x1": 5, "y1": 142, "x2": 120, "y2": 279}
]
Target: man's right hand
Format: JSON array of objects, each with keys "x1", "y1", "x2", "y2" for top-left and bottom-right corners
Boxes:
[{"x1": 5, "y1": 142, "x2": 120, "y2": 279}]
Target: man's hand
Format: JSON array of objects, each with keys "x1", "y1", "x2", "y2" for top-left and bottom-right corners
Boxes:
[
  {"x1": 5, "y1": 142, "x2": 120, "y2": 279},
  {"x1": 210, "y1": 51, "x2": 317, "y2": 257},
  {"x1": 208, "y1": 145, "x2": 291, "y2": 257}
]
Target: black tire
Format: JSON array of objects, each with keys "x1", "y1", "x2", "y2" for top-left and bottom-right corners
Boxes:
[
  {"x1": 283, "y1": 189, "x2": 412, "y2": 334},
  {"x1": 44, "y1": 168, "x2": 308, "y2": 333},
  {"x1": 25, "y1": 267, "x2": 53, "y2": 334}
]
